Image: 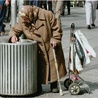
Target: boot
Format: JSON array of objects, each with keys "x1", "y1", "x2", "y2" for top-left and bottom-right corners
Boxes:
[
  {"x1": 0, "y1": 24, "x2": 6, "y2": 36},
  {"x1": 87, "y1": 25, "x2": 91, "y2": 29},
  {"x1": 91, "y1": 24, "x2": 95, "y2": 28}
]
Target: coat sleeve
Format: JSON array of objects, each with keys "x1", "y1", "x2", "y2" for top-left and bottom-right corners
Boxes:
[
  {"x1": 9, "y1": 17, "x2": 23, "y2": 38},
  {"x1": 48, "y1": 11, "x2": 63, "y2": 43}
]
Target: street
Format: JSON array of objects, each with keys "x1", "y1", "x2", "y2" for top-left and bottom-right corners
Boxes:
[{"x1": 0, "y1": 7, "x2": 98, "y2": 98}]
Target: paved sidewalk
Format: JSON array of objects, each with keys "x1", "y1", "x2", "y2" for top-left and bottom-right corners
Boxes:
[{"x1": 0, "y1": 7, "x2": 98, "y2": 98}]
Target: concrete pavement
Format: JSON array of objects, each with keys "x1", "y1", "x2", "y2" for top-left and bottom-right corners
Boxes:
[{"x1": 0, "y1": 7, "x2": 98, "y2": 98}]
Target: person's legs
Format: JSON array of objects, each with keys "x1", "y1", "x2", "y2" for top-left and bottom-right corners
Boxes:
[
  {"x1": 34, "y1": 0, "x2": 39, "y2": 6},
  {"x1": 48, "y1": 1, "x2": 52, "y2": 11},
  {"x1": 55, "y1": 0, "x2": 63, "y2": 19},
  {"x1": 3, "y1": 5, "x2": 7, "y2": 22},
  {"x1": 91, "y1": 1, "x2": 97, "y2": 27},
  {"x1": 0, "y1": 1, "x2": 6, "y2": 35},
  {"x1": 42, "y1": 1, "x2": 47, "y2": 10},
  {"x1": 52, "y1": 0, "x2": 57, "y2": 14},
  {"x1": 67, "y1": 1, "x2": 70, "y2": 15},
  {"x1": 85, "y1": 1, "x2": 92, "y2": 29},
  {"x1": 4, "y1": 2, "x2": 11, "y2": 23},
  {"x1": 50, "y1": 81, "x2": 59, "y2": 93},
  {"x1": 61, "y1": 1, "x2": 66, "y2": 16},
  {"x1": 29, "y1": 0, "x2": 33, "y2": 5}
]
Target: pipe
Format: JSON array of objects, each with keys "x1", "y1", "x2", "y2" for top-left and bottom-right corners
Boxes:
[{"x1": 11, "y1": 0, "x2": 17, "y2": 26}]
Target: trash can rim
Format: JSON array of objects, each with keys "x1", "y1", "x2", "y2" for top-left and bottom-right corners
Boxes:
[{"x1": 0, "y1": 40, "x2": 37, "y2": 45}]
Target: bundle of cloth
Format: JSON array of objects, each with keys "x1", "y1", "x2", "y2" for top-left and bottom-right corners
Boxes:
[{"x1": 69, "y1": 30, "x2": 96, "y2": 73}]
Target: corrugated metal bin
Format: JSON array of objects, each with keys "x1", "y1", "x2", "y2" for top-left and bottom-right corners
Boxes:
[{"x1": 0, "y1": 40, "x2": 37, "y2": 95}]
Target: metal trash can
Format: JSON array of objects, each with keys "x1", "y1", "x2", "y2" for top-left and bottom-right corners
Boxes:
[{"x1": 0, "y1": 39, "x2": 37, "y2": 95}]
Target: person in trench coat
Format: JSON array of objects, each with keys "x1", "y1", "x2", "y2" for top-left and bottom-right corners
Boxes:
[{"x1": 8, "y1": 5, "x2": 67, "y2": 95}]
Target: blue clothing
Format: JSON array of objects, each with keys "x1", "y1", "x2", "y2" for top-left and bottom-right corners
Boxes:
[
  {"x1": 29, "y1": 0, "x2": 47, "y2": 10},
  {"x1": 0, "y1": 0, "x2": 6, "y2": 32},
  {"x1": 29, "y1": 0, "x2": 39, "y2": 6}
]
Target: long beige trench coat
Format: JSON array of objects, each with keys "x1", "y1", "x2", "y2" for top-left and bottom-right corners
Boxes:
[{"x1": 9, "y1": 7, "x2": 67, "y2": 84}]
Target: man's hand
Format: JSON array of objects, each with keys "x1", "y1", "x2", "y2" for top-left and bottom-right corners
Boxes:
[{"x1": 11, "y1": 36, "x2": 18, "y2": 43}]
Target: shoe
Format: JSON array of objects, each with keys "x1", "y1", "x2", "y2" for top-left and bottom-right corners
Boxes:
[
  {"x1": 87, "y1": 25, "x2": 91, "y2": 29},
  {"x1": 91, "y1": 24, "x2": 95, "y2": 27},
  {"x1": 67, "y1": 12, "x2": 70, "y2": 15},
  {"x1": 67, "y1": 13, "x2": 70, "y2": 15},
  {"x1": 51, "y1": 87, "x2": 59, "y2": 93},
  {"x1": 61, "y1": 11, "x2": 64, "y2": 16},
  {"x1": 50, "y1": 81, "x2": 59, "y2": 93},
  {"x1": 1, "y1": 24, "x2": 6, "y2": 36},
  {"x1": 0, "y1": 31, "x2": 5, "y2": 36}
]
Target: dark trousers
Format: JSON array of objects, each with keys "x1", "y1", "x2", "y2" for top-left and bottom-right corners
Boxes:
[
  {"x1": 4, "y1": 2, "x2": 11, "y2": 22},
  {"x1": 48, "y1": 1, "x2": 52, "y2": 11},
  {"x1": 62, "y1": 1, "x2": 70, "y2": 15},
  {"x1": 29, "y1": 0, "x2": 47, "y2": 10},
  {"x1": 0, "y1": 0, "x2": 6, "y2": 32},
  {"x1": 66, "y1": 1, "x2": 70, "y2": 14}
]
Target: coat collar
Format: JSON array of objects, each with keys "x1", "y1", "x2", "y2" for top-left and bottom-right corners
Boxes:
[
  {"x1": 33, "y1": 8, "x2": 45, "y2": 35},
  {"x1": 38, "y1": 8, "x2": 46, "y2": 20},
  {"x1": 35, "y1": 9, "x2": 45, "y2": 30}
]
